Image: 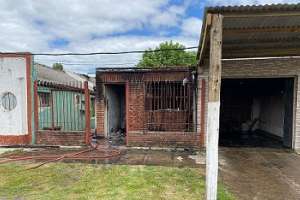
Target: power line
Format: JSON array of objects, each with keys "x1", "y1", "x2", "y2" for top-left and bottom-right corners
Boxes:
[{"x1": 0, "y1": 46, "x2": 198, "y2": 56}]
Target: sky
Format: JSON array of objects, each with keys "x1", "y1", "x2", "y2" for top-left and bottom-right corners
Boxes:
[{"x1": 0, "y1": 0, "x2": 298, "y2": 75}]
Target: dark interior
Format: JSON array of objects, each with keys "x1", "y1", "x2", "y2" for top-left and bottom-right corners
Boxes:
[
  {"x1": 105, "y1": 84, "x2": 126, "y2": 146},
  {"x1": 219, "y1": 78, "x2": 294, "y2": 148}
]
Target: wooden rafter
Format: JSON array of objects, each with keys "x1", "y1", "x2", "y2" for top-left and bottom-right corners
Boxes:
[
  {"x1": 198, "y1": 14, "x2": 212, "y2": 65},
  {"x1": 224, "y1": 26, "x2": 300, "y2": 34},
  {"x1": 222, "y1": 48, "x2": 300, "y2": 59},
  {"x1": 223, "y1": 42, "x2": 300, "y2": 50},
  {"x1": 224, "y1": 36, "x2": 300, "y2": 44}
]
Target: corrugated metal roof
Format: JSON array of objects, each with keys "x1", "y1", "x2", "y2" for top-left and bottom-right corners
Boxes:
[
  {"x1": 198, "y1": 3, "x2": 300, "y2": 62},
  {"x1": 206, "y1": 3, "x2": 300, "y2": 14},
  {"x1": 224, "y1": 15, "x2": 300, "y2": 29},
  {"x1": 35, "y1": 63, "x2": 78, "y2": 84}
]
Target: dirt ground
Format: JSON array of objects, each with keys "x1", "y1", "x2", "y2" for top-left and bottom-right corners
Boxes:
[{"x1": 219, "y1": 148, "x2": 300, "y2": 200}]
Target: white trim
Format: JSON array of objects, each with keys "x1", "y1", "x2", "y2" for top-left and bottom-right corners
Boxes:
[{"x1": 206, "y1": 101, "x2": 220, "y2": 200}]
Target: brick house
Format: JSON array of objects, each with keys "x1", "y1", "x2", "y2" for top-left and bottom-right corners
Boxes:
[
  {"x1": 2, "y1": 4, "x2": 300, "y2": 152},
  {"x1": 95, "y1": 67, "x2": 200, "y2": 148},
  {"x1": 95, "y1": 4, "x2": 300, "y2": 152}
]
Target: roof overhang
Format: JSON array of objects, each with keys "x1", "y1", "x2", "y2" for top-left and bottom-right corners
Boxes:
[{"x1": 197, "y1": 3, "x2": 300, "y2": 64}]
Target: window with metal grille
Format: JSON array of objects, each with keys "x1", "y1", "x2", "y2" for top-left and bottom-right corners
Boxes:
[
  {"x1": 145, "y1": 81, "x2": 194, "y2": 132},
  {"x1": 75, "y1": 94, "x2": 81, "y2": 105},
  {"x1": 38, "y1": 92, "x2": 50, "y2": 107}
]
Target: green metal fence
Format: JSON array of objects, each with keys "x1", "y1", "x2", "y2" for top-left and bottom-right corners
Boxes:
[{"x1": 36, "y1": 81, "x2": 95, "y2": 132}]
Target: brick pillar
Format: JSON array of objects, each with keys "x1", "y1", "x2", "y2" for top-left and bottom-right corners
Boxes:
[
  {"x1": 200, "y1": 79, "x2": 206, "y2": 146},
  {"x1": 84, "y1": 81, "x2": 91, "y2": 144}
]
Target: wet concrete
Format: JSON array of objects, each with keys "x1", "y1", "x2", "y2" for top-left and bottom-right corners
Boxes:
[
  {"x1": 219, "y1": 148, "x2": 300, "y2": 200},
  {"x1": 118, "y1": 149, "x2": 200, "y2": 168}
]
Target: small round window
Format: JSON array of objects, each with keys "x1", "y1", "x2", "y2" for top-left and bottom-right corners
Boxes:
[{"x1": 1, "y1": 92, "x2": 17, "y2": 111}]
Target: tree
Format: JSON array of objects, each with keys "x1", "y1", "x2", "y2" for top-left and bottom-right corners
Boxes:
[
  {"x1": 52, "y1": 63, "x2": 64, "y2": 71},
  {"x1": 137, "y1": 41, "x2": 197, "y2": 68}
]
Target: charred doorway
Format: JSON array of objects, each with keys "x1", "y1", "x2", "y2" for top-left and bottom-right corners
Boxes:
[
  {"x1": 219, "y1": 78, "x2": 294, "y2": 148},
  {"x1": 104, "y1": 84, "x2": 126, "y2": 145}
]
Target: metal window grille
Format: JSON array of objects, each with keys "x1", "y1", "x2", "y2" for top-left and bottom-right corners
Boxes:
[
  {"x1": 38, "y1": 92, "x2": 50, "y2": 107},
  {"x1": 145, "y1": 81, "x2": 194, "y2": 132}
]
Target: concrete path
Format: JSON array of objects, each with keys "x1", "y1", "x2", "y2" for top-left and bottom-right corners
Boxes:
[{"x1": 219, "y1": 148, "x2": 300, "y2": 200}]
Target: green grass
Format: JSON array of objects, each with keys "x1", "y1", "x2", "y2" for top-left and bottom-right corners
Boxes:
[{"x1": 0, "y1": 163, "x2": 234, "y2": 200}]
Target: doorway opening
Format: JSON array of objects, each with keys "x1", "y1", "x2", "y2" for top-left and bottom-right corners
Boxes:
[
  {"x1": 104, "y1": 84, "x2": 126, "y2": 146},
  {"x1": 219, "y1": 78, "x2": 294, "y2": 148}
]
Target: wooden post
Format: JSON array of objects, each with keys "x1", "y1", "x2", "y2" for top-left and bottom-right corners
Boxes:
[
  {"x1": 206, "y1": 14, "x2": 223, "y2": 200},
  {"x1": 84, "y1": 81, "x2": 91, "y2": 144}
]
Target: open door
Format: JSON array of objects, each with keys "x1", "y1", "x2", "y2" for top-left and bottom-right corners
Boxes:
[
  {"x1": 219, "y1": 78, "x2": 294, "y2": 149},
  {"x1": 104, "y1": 84, "x2": 126, "y2": 145}
]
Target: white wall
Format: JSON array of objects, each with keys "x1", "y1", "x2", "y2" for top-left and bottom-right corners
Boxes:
[
  {"x1": 0, "y1": 57, "x2": 28, "y2": 135},
  {"x1": 259, "y1": 94, "x2": 285, "y2": 137}
]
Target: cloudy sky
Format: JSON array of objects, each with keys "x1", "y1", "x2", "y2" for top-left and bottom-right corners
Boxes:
[{"x1": 0, "y1": 0, "x2": 298, "y2": 74}]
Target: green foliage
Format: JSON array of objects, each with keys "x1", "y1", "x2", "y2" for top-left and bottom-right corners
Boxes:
[
  {"x1": 137, "y1": 41, "x2": 197, "y2": 68},
  {"x1": 52, "y1": 63, "x2": 64, "y2": 71}
]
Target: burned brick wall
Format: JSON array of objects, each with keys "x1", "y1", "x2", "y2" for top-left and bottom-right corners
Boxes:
[{"x1": 95, "y1": 69, "x2": 200, "y2": 148}]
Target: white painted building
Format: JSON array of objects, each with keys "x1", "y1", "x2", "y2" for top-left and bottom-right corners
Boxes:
[{"x1": 0, "y1": 54, "x2": 33, "y2": 145}]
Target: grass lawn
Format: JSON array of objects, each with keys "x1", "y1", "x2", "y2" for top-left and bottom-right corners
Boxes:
[{"x1": 0, "y1": 163, "x2": 234, "y2": 200}]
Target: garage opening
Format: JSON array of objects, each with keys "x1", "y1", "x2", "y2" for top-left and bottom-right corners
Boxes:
[
  {"x1": 219, "y1": 78, "x2": 294, "y2": 148},
  {"x1": 104, "y1": 84, "x2": 126, "y2": 146}
]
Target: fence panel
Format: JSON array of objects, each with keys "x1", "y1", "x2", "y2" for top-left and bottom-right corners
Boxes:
[{"x1": 36, "y1": 81, "x2": 88, "y2": 132}]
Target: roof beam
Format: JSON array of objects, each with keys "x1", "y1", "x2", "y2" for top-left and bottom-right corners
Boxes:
[
  {"x1": 224, "y1": 26, "x2": 300, "y2": 34},
  {"x1": 222, "y1": 47, "x2": 300, "y2": 59},
  {"x1": 197, "y1": 14, "x2": 212, "y2": 65},
  {"x1": 223, "y1": 42, "x2": 300, "y2": 50},
  {"x1": 224, "y1": 36, "x2": 300, "y2": 44}
]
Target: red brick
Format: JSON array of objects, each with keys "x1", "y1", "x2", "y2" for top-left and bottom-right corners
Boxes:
[
  {"x1": 36, "y1": 131, "x2": 85, "y2": 146},
  {"x1": 96, "y1": 69, "x2": 200, "y2": 148}
]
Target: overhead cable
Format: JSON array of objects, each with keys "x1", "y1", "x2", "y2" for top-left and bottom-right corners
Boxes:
[{"x1": 0, "y1": 46, "x2": 198, "y2": 56}]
